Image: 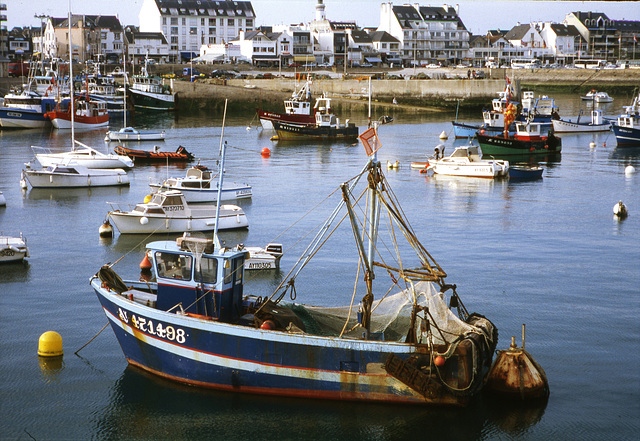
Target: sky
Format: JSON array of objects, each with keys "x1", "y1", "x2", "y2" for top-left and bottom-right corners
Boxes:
[{"x1": 5, "y1": 0, "x2": 638, "y2": 36}]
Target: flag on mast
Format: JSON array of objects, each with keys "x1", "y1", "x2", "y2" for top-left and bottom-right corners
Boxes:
[{"x1": 359, "y1": 126, "x2": 381, "y2": 156}]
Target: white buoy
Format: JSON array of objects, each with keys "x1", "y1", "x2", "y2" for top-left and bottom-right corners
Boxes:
[
  {"x1": 589, "y1": 141, "x2": 596, "y2": 149},
  {"x1": 625, "y1": 165, "x2": 636, "y2": 176},
  {"x1": 140, "y1": 216, "x2": 149, "y2": 225},
  {"x1": 99, "y1": 220, "x2": 114, "y2": 238},
  {"x1": 439, "y1": 130, "x2": 448, "y2": 140},
  {"x1": 613, "y1": 201, "x2": 628, "y2": 219}
]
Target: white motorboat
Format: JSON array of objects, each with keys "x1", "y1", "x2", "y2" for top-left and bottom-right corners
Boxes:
[
  {"x1": 105, "y1": 127, "x2": 166, "y2": 142},
  {"x1": 107, "y1": 190, "x2": 248, "y2": 234},
  {"x1": 237, "y1": 243, "x2": 283, "y2": 270},
  {"x1": 594, "y1": 92, "x2": 613, "y2": 103},
  {"x1": 552, "y1": 109, "x2": 611, "y2": 133},
  {"x1": 0, "y1": 232, "x2": 30, "y2": 262},
  {"x1": 149, "y1": 164, "x2": 252, "y2": 203},
  {"x1": 426, "y1": 144, "x2": 509, "y2": 178},
  {"x1": 33, "y1": 141, "x2": 134, "y2": 169},
  {"x1": 21, "y1": 162, "x2": 129, "y2": 188},
  {"x1": 581, "y1": 90, "x2": 613, "y2": 103}
]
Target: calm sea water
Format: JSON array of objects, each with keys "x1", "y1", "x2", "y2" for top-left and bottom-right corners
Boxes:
[{"x1": 1, "y1": 92, "x2": 638, "y2": 441}]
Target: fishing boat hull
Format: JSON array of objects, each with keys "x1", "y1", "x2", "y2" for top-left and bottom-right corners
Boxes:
[
  {"x1": 106, "y1": 128, "x2": 166, "y2": 142},
  {"x1": 273, "y1": 121, "x2": 359, "y2": 141},
  {"x1": 108, "y1": 205, "x2": 248, "y2": 234},
  {"x1": 149, "y1": 182, "x2": 252, "y2": 203},
  {"x1": 91, "y1": 277, "x2": 496, "y2": 406},
  {"x1": 477, "y1": 133, "x2": 562, "y2": 156},
  {"x1": 47, "y1": 111, "x2": 109, "y2": 129},
  {"x1": 257, "y1": 109, "x2": 315, "y2": 130},
  {"x1": 611, "y1": 124, "x2": 640, "y2": 146},
  {"x1": 552, "y1": 119, "x2": 611, "y2": 133},
  {"x1": 128, "y1": 88, "x2": 176, "y2": 111},
  {"x1": 0, "y1": 108, "x2": 50, "y2": 128},
  {"x1": 114, "y1": 145, "x2": 194, "y2": 162},
  {"x1": 23, "y1": 168, "x2": 130, "y2": 188}
]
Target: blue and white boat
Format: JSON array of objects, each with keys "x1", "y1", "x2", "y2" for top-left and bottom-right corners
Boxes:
[
  {"x1": 90, "y1": 126, "x2": 498, "y2": 406},
  {"x1": 611, "y1": 94, "x2": 640, "y2": 146},
  {"x1": 0, "y1": 90, "x2": 60, "y2": 129}
]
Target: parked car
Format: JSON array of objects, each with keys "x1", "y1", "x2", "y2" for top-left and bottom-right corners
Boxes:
[
  {"x1": 8, "y1": 62, "x2": 30, "y2": 77},
  {"x1": 287, "y1": 63, "x2": 302, "y2": 68},
  {"x1": 474, "y1": 70, "x2": 486, "y2": 79},
  {"x1": 209, "y1": 69, "x2": 240, "y2": 79}
]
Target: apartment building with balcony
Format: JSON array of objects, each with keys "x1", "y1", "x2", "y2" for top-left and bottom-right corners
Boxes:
[
  {"x1": 139, "y1": 0, "x2": 255, "y2": 62},
  {"x1": 377, "y1": 2, "x2": 470, "y2": 66}
]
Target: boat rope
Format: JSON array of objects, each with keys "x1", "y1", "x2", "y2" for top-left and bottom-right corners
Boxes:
[{"x1": 74, "y1": 322, "x2": 109, "y2": 355}]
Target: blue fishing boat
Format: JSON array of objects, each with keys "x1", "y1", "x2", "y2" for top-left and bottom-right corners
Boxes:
[
  {"x1": 90, "y1": 121, "x2": 498, "y2": 407},
  {"x1": 611, "y1": 93, "x2": 640, "y2": 146}
]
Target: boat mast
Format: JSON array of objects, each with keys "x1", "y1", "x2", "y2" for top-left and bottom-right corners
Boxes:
[
  {"x1": 212, "y1": 99, "x2": 228, "y2": 250},
  {"x1": 68, "y1": 7, "x2": 75, "y2": 147}
]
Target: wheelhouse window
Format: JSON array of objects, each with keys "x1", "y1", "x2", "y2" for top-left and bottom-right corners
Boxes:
[
  {"x1": 155, "y1": 252, "x2": 193, "y2": 280},
  {"x1": 195, "y1": 256, "x2": 218, "y2": 284}
]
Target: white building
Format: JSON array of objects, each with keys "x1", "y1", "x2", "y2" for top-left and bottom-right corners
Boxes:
[
  {"x1": 124, "y1": 26, "x2": 170, "y2": 63},
  {"x1": 139, "y1": 0, "x2": 255, "y2": 62},
  {"x1": 503, "y1": 23, "x2": 551, "y2": 60},
  {"x1": 377, "y1": 2, "x2": 470, "y2": 66}
]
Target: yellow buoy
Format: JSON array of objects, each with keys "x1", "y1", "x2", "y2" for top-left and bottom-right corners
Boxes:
[
  {"x1": 38, "y1": 331, "x2": 63, "y2": 357},
  {"x1": 143, "y1": 194, "x2": 153, "y2": 203}
]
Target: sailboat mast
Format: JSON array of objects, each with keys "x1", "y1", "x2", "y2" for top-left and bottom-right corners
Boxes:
[
  {"x1": 68, "y1": 9, "x2": 75, "y2": 145},
  {"x1": 212, "y1": 99, "x2": 228, "y2": 250}
]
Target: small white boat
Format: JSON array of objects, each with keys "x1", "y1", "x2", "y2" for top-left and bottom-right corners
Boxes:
[
  {"x1": 594, "y1": 92, "x2": 613, "y2": 103},
  {"x1": 552, "y1": 109, "x2": 612, "y2": 133},
  {"x1": 149, "y1": 164, "x2": 252, "y2": 203},
  {"x1": 0, "y1": 232, "x2": 30, "y2": 262},
  {"x1": 107, "y1": 190, "x2": 248, "y2": 234},
  {"x1": 105, "y1": 127, "x2": 166, "y2": 142},
  {"x1": 236, "y1": 243, "x2": 283, "y2": 270},
  {"x1": 426, "y1": 144, "x2": 509, "y2": 178},
  {"x1": 581, "y1": 90, "x2": 598, "y2": 100},
  {"x1": 33, "y1": 141, "x2": 134, "y2": 169},
  {"x1": 581, "y1": 90, "x2": 613, "y2": 103},
  {"x1": 22, "y1": 162, "x2": 130, "y2": 188},
  {"x1": 0, "y1": 191, "x2": 6, "y2": 207}
]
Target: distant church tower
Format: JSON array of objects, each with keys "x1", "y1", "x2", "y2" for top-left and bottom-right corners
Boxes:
[{"x1": 316, "y1": 0, "x2": 326, "y2": 21}]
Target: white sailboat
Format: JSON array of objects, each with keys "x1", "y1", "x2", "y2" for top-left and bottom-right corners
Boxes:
[
  {"x1": 26, "y1": 10, "x2": 133, "y2": 185},
  {"x1": 105, "y1": 64, "x2": 165, "y2": 142}
]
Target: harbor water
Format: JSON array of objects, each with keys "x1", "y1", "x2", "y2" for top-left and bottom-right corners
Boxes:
[{"x1": 0, "y1": 92, "x2": 638, "y2": 440}]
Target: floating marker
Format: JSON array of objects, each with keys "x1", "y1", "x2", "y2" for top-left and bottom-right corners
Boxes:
[
  {"x1": 625, "y1": 165, "x2": 635, "y2": 176},
  {"x1": 38, "y1": 331, "x2": 63, "y2": 357},
  {"x1": 439, "y1": 130, "x2": 448, "y2": 140},
  {"x1": 99, "y1": 219, "x2": 113, "y2": 238},
  {"x1": 261, "y1": 147, "x2": 271, "y2": 158},
  {"x1": 613, "y1": 201, "x2": 628, "y2": 219}
]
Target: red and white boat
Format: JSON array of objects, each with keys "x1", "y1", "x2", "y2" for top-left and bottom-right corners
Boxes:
[
  {"x1": 46, "y1": 96, "x2": 109, "y2": 129},
  {"x1": 257, "y1": 78, "x2": 316, "y2": 129}
]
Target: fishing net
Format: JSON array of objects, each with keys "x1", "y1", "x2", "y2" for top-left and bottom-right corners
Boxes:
[{"x1": 289, "y1": 281, "x2": 476, "y2": 343}]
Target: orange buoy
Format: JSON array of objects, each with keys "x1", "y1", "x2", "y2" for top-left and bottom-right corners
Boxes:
[
  {"x1": 140, "y1": 253, "x2": 152, "y2": 270},
  {"x1": 260, "y1": 320, "x2": 275, "y2": 330},
  {"x1": 434, "y1": 355, "x2": 445, "y2": 366},
  {"x1": 261, "y1": 147, "x2": 271, "y2": 158}
]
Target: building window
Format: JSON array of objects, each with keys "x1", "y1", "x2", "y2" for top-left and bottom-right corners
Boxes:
[
  {"x1": 209, "y1": 28, "x2": 216, "y2": 35},
  {"x1": 182, "y1": 18, "x2": 186, "y2": 25},
  {"x1": 228, "y1": 19, "x2": 234, "y2": 26},
  {"x1": 201, "y1": 18, "x2": 205, "y2": 26},
  {"x1": 163, "y1": 17, "x2": 167, "y2": 25},
  {"x1": 171, "y1": 27, "x2": 178, "y2": 35},
  {"x1": 190, "y1": 27, "x2": 197, "y2": 35},
  {"x1": 246, "y1": 19, "x2": 253, "y2": 28},
  {"x1": 171, "y1": 17, "x2": 178, "y2": 25},
  {"x1": 209, "y1": 18, "x2": 216, "y2": 26}
]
